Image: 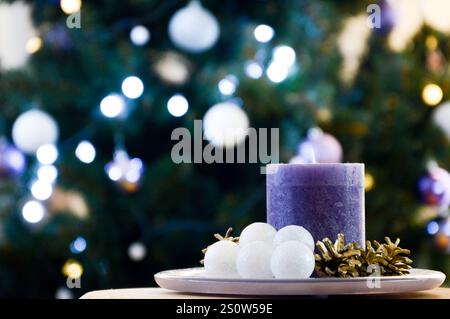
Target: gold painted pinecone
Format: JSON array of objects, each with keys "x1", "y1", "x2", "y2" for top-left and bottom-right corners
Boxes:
[
  {"x1": 361, "y1": 237, "x2": 413, "y2": 276},
  {"x1": 314, "y1": 233, "x2": 363, "y2": 277},
  {"x1": 315, "y1": 233, "x2": 413, "y2": 278}
]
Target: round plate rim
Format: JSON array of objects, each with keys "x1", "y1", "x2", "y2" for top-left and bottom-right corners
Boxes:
[{"x1": 155, "y1": 267, "x2": 445, "y2": 283}]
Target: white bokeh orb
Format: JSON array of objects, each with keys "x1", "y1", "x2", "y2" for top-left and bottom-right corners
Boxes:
[
  {"x1": 154, "y1": 52, "x2": 191, "y2": 85},
  {"x1": 167, "y1": 94, "x2": 189, "y2": 117},
  {"x1": 236, "y1": 241, "x2": 273, "y2": 279},
  {"x1": 31, "y1": 180, "x2": 53, "y2": 201},
  {"x1": 239, "y1": 222, "x2": 276, "y2": 247},
  {"x1": 75, "y1": 141, "x2": 96, "y2": 164},
  {"x1": 37, "y1": 165, "x2": 58, "y2": 183},
  {"x1": 254, "y1": 24, "x2": 274, "y2": 43},
  {"x1": 128, "y1": 242, "x2": 147, "y2": 261},
  {"x1": 270, "y1": 241, "x2": 315, "y2": 279},
  {"x1": 273, "y1": 225, "x2": 315, "y2": 251},
  {"x1": 36, "y1": 144, "x2": 58, "y2": 165},
  {"x1": 168, "y1": 0, "x2": 219, "y2": 53},
  {"x1": 204, "y1": 240, "x2": 239, "y2": 277},
  {"x1": 203, "y1": 102, "x2": 249, "y2": 148},
  {"x1": 266, "y1": 61, "x2": 289, "y2": 83},
  {"x1": 130, "y1": 25, "x2": 150, "y2": 46},
  {"x1": 245, "y1": 61, "x2": 263, "y2": 79},
  {"x1": 433, "y1": 101, "x2": 450, "y2": 140},
  {"x1": 12, "y1": 109, "x2": 59, "y2": 154},
  {"x1": 22, "y1": 200, "x2": 46, "y2": 224},
  {"x1": 422, "y1": 0, "x2": 450, "y2": 35},
  {"x1": 100, "y1": 94, "x2": 125, "y2": 118},
  {"x1": 121, "y1": 76, "x2": 144, "y2": 99},
  {"x1": 272, "y1": 45, "x2": 296, "y2": 67}
]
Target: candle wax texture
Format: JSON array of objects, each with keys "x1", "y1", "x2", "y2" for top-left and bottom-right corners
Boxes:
[{"x1": 266, "y1": 163, "x2": 365, "y2": 246}]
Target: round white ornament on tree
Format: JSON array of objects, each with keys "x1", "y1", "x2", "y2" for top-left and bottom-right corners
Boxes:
[
  {"x1": 0, "y1": 2, "x2": 36, "y2": 70},
  {"x1": 422, "y1": 0, "x2": 450, "y2": 35},
  {"x1": 273, "y1": 225, "x2": 315, "y2": 251},
  {"x1": 236, "y1": 241, "x2": 273, "y2": 279},
  {"x1": 239, "y1": 222, "x2": 276, "y2": 247},
  {"x1": 204, "y1": 240, "x2": 239, "y2": 277},
  {"x1": 168, "y1": 0, "x2": 219, "y2": 53},
  {"x1": 203, "y1": 102, "x2": 249, "y2": 148},
  {"x1": 12, "y1": 109, "x2": 59, "y2": 154},
  {"x1": 270, "y1": 241, "x2": 315, "y2": 279},
  {"x1": 433, "y1": 101, "x2": 450, "y2": 140}
]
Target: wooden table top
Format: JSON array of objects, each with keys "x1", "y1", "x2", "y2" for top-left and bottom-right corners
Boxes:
[{"x1": 81, "y1": 287, "x2": 450, "y2": 299}]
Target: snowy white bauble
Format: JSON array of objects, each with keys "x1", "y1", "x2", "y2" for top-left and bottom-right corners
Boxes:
[
  {"x1": 203, "y1": 102, "x2": 249, "y2": 148},
  {"x1": 387, "y1": 0, "x2": 423, "y2": 52},
  {"x1": 12, "y1": 109, "x2": 59, "y2": 154},
  {"x1": 239, "y1": 222, "x2": 276, "y2": 247},
  {"x1": 273, "y1": 225, "x2": 314, "y2": 251},
  {"x1": 168, "y1": 0, "x2": 219, "y2": 53},
  {"x1": 0, "y1": 2, "x2": 36, "y2": 70},
  {"x1": 270, "y1": 241, "x2": 315, "y2": 279},
  {"x1": 433, "y1": 101, "x2": 450, "y2": 140},
  {"x1": 421, "y1": 0, "x2": 450, "y2": 35},
  {"x1": 236, "y1": 241, "x2": 273, "y2": 279},
  {"x1": 297, "y1": 127, "x2": 342, "y2": 163},
  {"x1": 204, "y1": 240, "x2": 239, "y2": 277}
]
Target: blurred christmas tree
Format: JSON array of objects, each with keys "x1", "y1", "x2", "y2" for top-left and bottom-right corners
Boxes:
[{"x1": 1, "y1": 0, "x2": 450, "y2": 298}]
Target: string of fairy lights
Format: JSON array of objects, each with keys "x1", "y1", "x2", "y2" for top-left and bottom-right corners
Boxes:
[{"x1": 1, "y1": 0, "x2": 450, "y2": 298}]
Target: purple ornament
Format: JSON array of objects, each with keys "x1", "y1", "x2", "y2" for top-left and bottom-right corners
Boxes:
[
  {"x1": 295, "y1": 128, "x2": 343, "y2": 163},
  {"x1": 418, "y1": 166, "x2": 450, "y2": 207},
  {"x1": 45, "y1": 25, "x2": 73, "y2": 51},
  {"x1": 375, "y1": 1, "x2": 395, "y2": 36},
  {"x1": 0, "y1": 140, "x2": 26, "y2": 177}
]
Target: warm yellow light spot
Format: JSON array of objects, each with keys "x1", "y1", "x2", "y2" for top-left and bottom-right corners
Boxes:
[
  {"x1": 422, "y1": 83, "x2": 443, "y2": 106},
  {"x1": 365, "y1": 173, "x2": 375, "y2": 192},
  {"x1": 426, "y1": 35, "x2": 438, "y2": 50},
  {"x1": 316, "y1": 108, "x2": 332, "y2": 123},
  {"x1": 60, "y1": 0, "x2": 82, "y2": 15},
  {"x1": 26, "y1": 37, "x2": 43, "y2": 54},
  {"x1": 62, "y1": 259, "x2": 83, "y2": 279}
]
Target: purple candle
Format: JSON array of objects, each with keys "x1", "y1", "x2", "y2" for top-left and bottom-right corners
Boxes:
[{"x1": 266, "y1": 163, "x2": 365, "y2": 246}]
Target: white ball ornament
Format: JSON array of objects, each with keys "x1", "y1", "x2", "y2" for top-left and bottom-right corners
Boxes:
[
  {"x1": 0, "y1": 2, "x2": 36, "y2": 70},
  {"x1": 12, "y1": 109, "x2": 59, "y2": 154},
  {"x1": 239, "y1": 222, "x2": 276, "y2": 247},
  {"x1": 270, "y1": 241, "x2": 315, "y2": 279},
  {"x1": 273, "y1": 225, "x2": 315, "y2": 251},
  {"x1": 168, "y1": 0, "x2": 219, "y2": 53},
  {"x1": 297, "y1": 127, "x2": 342, "y2": 163},
  {"x1": 204, "y1": 240, "x2": 239, "y2": 277},
  {"x1": 236, "y1": 241, "x2": 273, "y2": 279},
  {"x1": 422, "y1": 0, "x2": 450, "y2": 35},
  {"x1": 203, "y1": 102, "x2": 249, "y2": 148},
  {"x1": 433, "y1": 101, "x2": 450, "y2": 140}
]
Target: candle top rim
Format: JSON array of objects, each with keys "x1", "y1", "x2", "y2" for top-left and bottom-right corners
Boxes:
[{"x1": 267, "y1": 163, "x2": 364, "y2": 167}]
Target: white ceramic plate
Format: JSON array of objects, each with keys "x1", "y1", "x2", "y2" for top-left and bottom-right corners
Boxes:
[{"x1": 154, "y1": 267, "x2": 446, "y2": 296}]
